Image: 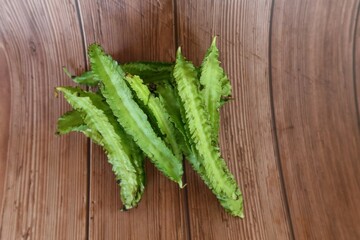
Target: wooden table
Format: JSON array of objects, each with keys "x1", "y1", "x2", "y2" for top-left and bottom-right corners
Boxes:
[{"x1": 1, "y1": 0, "x2": 359, "y2": 239}]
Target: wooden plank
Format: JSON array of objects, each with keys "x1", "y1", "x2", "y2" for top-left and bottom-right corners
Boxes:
[
  {"x1": 175, "y1": 0, "x2": 293, "y2": 239},
  {"x1": 78, "y1": 0, "x2": 189, "y2": 239},
  {"x1": 271, "y1": 0, "x2": 360, "y2": 239},
  {"x1": 0, "y1": 0, "x2": 88, "y2": 239}
]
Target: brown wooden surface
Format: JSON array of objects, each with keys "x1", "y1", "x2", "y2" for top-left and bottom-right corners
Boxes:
[
  {"x1": 0, "y1": 0, "x2": 360, "y2": 239},
  {"x1": 0, "y1": 0, "x2": 88, "y2": 239},
  {"x1": 271, "y1": 0, "x2": 360, "y2": 239}
]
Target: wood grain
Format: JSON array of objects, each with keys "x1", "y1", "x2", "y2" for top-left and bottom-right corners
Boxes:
[
  {"x1": 78, "y1": 0, "x2": 189, "y2": 239},
  {"x1": 271, "y1": 0, "x2": 360, "y2": 239},
  {"x1": 176, "y1": 0, "x2": 293, "y2": 239},
  {"x1": 0, "y1": 0, "x2": 88, "y2": 239}
]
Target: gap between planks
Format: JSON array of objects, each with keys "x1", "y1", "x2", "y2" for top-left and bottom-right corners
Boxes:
[
  {"x1": 172, "y1": 0, "x2": 192, "y2": 239},
  {"x1": 352, "y1": 1, "x2": 360, "y2": 130},
  {"x1": 268, "y1": 0, "x2": 295, "y2": 239}
]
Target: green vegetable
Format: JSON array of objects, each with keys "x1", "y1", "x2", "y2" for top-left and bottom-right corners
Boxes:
[
  {"x1": 155, "y1": 82, "x2": 187, "y2": 139},
  {"x1": 63, "y1": 67, "x2": 99, "y2": 86},
  {"x1": 200, "y1": 37, "x2": 229, "y2": 141},
  {"x1": 56, "y1": 38, "x2": 243, "y2": 217},
  {"x1": 64, "y1": 62, "x2": 173, "y2": 86},
  {"x1": 88, "y1": 44, "x2": 183, "y2": 186},
  {"x1": 57, "y1": 87, "x2": 145, "y2": 209},
  {"x1": 56, "y1": 110, "x2": 103, "y2": 145},
  {"x1": 122, "y1": 62, "x2": 173, "y2": 84},
  {"x1": 125, "y1": 74, "x2": 183, "y2": 161},
  {"x1": 164, "y1": 38, "x2": 233, "y2": 199},
  {"x1": 220, "y1": 74, "x2": 232, "y2": 106},
  {"x1": 173, "y1": 48, "x2": 243, "y2": 217}
]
